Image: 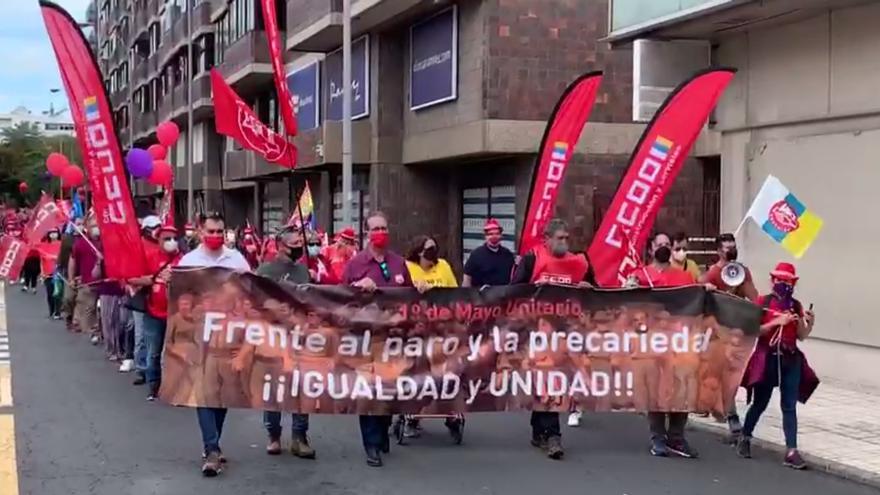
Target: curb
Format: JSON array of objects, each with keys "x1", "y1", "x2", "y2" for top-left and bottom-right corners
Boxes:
[{"x1": 689, "y1": 419, "x2": 880, "y2": 489}]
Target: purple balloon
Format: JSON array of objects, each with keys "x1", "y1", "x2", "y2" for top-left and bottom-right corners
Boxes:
[{"x1": 126, "y1": 148, "x2": 154, "y2": 178}]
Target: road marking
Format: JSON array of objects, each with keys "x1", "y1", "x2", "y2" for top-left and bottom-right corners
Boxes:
[{"x1": 0, "y1": 282, "x2": 17, "y2": 495}]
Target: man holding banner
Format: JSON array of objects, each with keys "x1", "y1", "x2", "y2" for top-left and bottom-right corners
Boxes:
[
  {"x1": 511, "y1": 218, "x2": 594, "y2": 460},
  {"x1": 177, "y1": 212, "x2": 252, "y2": 477},
  {"x1": 342, "y1": 211, "x2": 413, "y2": 468}
]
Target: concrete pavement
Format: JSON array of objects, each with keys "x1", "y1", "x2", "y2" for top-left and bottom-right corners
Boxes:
[{"x1": 6, "y1": 287, "x2": 878, "y2": 495}]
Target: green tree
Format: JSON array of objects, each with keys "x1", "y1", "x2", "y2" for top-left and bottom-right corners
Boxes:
[{"x1": 0, "y1": 122, "x2": 79, "y2": 206}]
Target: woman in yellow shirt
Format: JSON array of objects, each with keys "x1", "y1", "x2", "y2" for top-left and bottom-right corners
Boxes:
[
  {"x1": 403, "y1": 235, "x2": 462, "y2": 441},
  {"x1": 405, "y1": 235, "x2": 458, "y2": 289}
]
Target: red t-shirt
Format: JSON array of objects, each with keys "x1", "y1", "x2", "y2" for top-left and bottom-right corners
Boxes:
[
  {"x1": 37, "y1": 241, "x2": 61, "y2": 277},
  {"x1": 146, "y1": 249, "x2": 181, "y2": 319},
  {"x1": 757, "y1": 294, "x2": 803, "y2": 350},
  {"x1": 636, "y1": 265, "x2": 696, "y2": 288}
]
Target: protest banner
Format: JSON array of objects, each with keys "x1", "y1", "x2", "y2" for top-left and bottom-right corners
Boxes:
[
  {"x1": 0, "y1": 236, "x2": 28, "y2": 281},
  {"x1": 161, "y1": 268, "x2": 761, "y2": 415}
]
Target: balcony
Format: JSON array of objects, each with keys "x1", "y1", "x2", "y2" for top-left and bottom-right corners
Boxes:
[
  {"x1": 158, "y1": 87, "x2": 176, "y2": 122},
  {"x1": 224, "y1": 150, "x2": 284, "y2": 182},
  {"x1": 110, "y1": 86, "x2": 129, "y2": 109},
  {"x1": 132, "y1": 109, "x2": 157, "y2": 139},
  {"x1": 170, "y1": 73, "x2": 214, "y2": 121},
  {"x1": 131, "y1": 55, "x2": 149, "y2": 85},
  {"x1": 286, "y1": 0, "x2": 421, "y2": 52},
  {"x1": 217, "y1": 31, "x2": 273, "y2": 93},
  {"x1": 606, "y1": 0, "x2": 863, "y2": 42}
]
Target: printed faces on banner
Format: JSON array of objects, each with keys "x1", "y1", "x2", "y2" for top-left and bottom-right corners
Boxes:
[
  {"x1": 325, "y1": 36, "x2": 369, "y2": 121},
  {"x1": 410, "y1": 6, "x2": 458, "y2": 110},
  {"x1": 287, "y1": 63, "x2": 320, "y2": 131}
]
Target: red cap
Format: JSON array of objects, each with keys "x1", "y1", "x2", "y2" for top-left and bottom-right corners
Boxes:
[
  {"x1": 770, "y1": 262, "x2": 799, "y2": 282},
  {"x1": 184, "y1": 222, "x2": 194, "y2": 230},
  {"x1": 338, "y1": 227, "x2": 357, "y2": 241},
  {"x1": 483, "y1": 218, "x2": 502, "y2": 233},
  {"x1": 159, "y1": 224, "x2": 178, "y2": 235}
]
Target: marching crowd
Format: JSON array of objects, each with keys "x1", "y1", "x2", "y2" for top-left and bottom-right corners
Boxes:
[{"x1": 2, "y1": 202, "x2": 817, "y2": 477}]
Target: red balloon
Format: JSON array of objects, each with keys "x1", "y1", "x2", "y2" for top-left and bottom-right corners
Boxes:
[
  {"x1": 61, "y1": 165, "x2": 85, "y2": 188},
  {"x1": 148, "y1": 160, "x2": 173, "y2": 186},
  {"x1": 156, "y1": 121, "x2": 180, "y2": 147},
  {"x1": 18, "y1": 182, "x2": 28, "y2": 193},
  {"x1": 46, "y1": 152, "x2": 69, "y2": 176},
  {"x1": 147, "y1": 144, "x2": 167, "y2": 161}
]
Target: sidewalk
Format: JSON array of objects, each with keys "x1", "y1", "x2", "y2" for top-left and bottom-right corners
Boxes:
[{"x1": 691, "y1": 378, "x2": 880, "y2": 488}]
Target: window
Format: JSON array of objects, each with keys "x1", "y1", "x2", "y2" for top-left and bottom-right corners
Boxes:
[
  {"x1": 160, "y1": 6, "x2": 172, "y2": 34},
  {"x1": 461, "y1": 186, "x2": 517, "y2": 264},
  {"x1": 149, "y1": 22, "x2": 160, "y2": 52},
  {"x1": 175, "y1": 129, "x2": 186, "y2": 167},
  {"x1": 193, "y1": 123, "x2": 205, "y2": 163},
  {"x1": 195, "y1": 34, "x2": 215, "y2": 75},
  {"x1": 213, "y1": 0, "x2": 256, "y2": 61}
]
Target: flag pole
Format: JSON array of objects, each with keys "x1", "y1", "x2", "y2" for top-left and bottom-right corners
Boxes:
[
  {"x1": 733, "y1": 216, "x2": 749, "y2": 238},
  {"x1": 341, "y1": 0, "x2": 353, "y2": 227}
]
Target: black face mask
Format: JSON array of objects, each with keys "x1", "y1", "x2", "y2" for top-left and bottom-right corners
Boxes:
[
  {"x1": 286, "y1": 246, "x2": 304, "y2": 260},
  {"x1": 422, "y1": 246, "x2": 439, "y2": 263},
  {"x1": 654, "y1": 246, "x2": 672, "y2": 264},
  {"x1": 725, "y1": 248, "x2": 738, "y2": 262}
]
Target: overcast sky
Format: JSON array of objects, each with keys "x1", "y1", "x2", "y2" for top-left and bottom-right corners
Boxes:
[{"x1": 0, "y1": 0, "x2": 94, "y2": 115}]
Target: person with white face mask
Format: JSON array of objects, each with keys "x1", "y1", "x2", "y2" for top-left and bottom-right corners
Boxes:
[
  {"x1": 671, "y1": 232, "x2": 702, "y2": 281},
  {"x1": 127, "y1": 224, "x2": 183, "y2": 401}
]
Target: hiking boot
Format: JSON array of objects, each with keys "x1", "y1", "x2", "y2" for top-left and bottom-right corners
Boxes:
[
  {"x1": 736, "y1": 436, "x2": 752, "y2": 459},
  {"x1": 201, "y1": 452, "x2": 222, "y2": 477},
  {"x1": 784, "y1": 450, "x2": 807, "y2": 470},
  {"x1": 291, "y1": 434, "x2": 316, "y2": 459},
  {"x1": 446, "y1": 418, "x2": 463, "y2": 445},
  {"x1": 650, "y1": 437, "x2": 669, "y2": 457},
  {"x1": 545, "y1": 435, "x2": 564, "y2": 460},
  {"x1": 365, "y1": 447, "x2": 382, "y2": 467},
  {"x1": 667, "y1": 439, "x2": 699, "y2": 459},
  {"x1": 266, "y1": 438, "x2": 282, "y2": 455}
]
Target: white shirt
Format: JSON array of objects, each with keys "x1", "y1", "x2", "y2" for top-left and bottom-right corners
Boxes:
[{"x1": 178, "y1": 245, "x2": 251, "y2": 271}]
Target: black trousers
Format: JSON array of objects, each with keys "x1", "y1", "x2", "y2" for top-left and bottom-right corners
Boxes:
[
  {"x1": 22, "y1": 258, "x2": 40, "y2": 289},
  {"x1": 44, "y1": 278, "x2": 60, "y2": 316},
  {"x1": 530, "y1": 412, "x2": 561, "y2": 438}
]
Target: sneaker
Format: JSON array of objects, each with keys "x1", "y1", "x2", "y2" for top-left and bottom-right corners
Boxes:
[
  {"x1": 52, "y1": 314, "x2": 61, "y2": 320},
  {"x1": 403, "y1": 420, "x2": 421, "y2": 439},
  {"x1": 784, "y1": 450, "x2": 807, "y2": 470},
  {"x1": 545, "y1": 435, "x2": 564, "y2": 460},
  {"x1": 90, "y1": 335, "x2": 100, "y2": 345},
  {"x1": 365, "y1": 447, "x2": 383, "y2": 467},
  {"x1": 650, "y1": 437, "x2": 669, "y2": 457},
  {"x1": 736, "y1": 436, "x2": 752, "y2": 458},
  {"x1": 118, "y1": 359, "x2": 134, "y2": 373},
  {"x1": 291, "y1": 434, "x2": 316, "y2": 459},
  {"x1": 30, "y1": 288, "x2": 37, "y2": 294},
  {"x1": 266, "y1": 438, "x2": 282, "y2": 456},
  {"x1": 132, "y1": 372, "x2": 146, "y2": 386},
  {"x1": 667, "y1": 439, "x2": 699, "y2": 459},
  {"x1": 19, "y1": 286, "x2": 26, "y2": 292},
  {"x1": 567, "y1": 411, "x2": 582, "y2": 427},
  {"x1": 201, "y1": 452, "x2": 222, "y2": 477}
]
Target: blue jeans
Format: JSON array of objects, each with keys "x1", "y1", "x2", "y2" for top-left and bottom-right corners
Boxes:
[
  {"x1": 197, "y1": 407, "x2": 228, "y2": 455},
  {"x1": 133, "y1": 311, "x2": 147, "y2": 372},
  {"x1": 142, "y1": 314, "x2": 166, "y2": 386},
  {"x1": 263, "y1": 412, "x2": 309, "y2": 439},
  {"x1": 359, "y1": 415, "x2": 391, "y2": 451},
  {"x1": 742, "y1": 352, "x2": 802, "y2": 448}
]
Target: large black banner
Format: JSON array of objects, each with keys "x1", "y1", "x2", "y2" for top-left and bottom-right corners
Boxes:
[{"x1": 161, "y1": 268, "x2": 762, "y2": 415}]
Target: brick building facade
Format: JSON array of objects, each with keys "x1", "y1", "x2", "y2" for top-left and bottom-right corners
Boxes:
[{"x1": 98, "y1": 0, "x2": 719, "y2": 273}]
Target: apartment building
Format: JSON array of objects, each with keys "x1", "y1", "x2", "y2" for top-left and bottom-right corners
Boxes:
[
  {"x1": 95, "y1": 0, "x2": 720, "y2": 271},
  {"x1": 607, "y1": 0, "x2": 880, "y2": 385}
]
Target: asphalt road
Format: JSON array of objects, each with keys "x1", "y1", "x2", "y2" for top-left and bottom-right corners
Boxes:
[{"x1": 7, "y1": 288, "x2": 878, "y2": 495}]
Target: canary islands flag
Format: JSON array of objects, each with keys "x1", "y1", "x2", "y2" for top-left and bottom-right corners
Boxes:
[{"x1": 746, "y1": 175, "x2": 823, "y2": 258}]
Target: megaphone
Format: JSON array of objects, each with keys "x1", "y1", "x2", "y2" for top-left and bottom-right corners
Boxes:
[{"x1": 721, "y1": 262, "x2": 746, "y2": 288}]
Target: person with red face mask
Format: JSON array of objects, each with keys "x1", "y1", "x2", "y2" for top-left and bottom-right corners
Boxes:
[
  {"x1": 462, "y1": 218, "x2": 515, "y2": 287},
  {"x1": 178, "y1": 212, "x2": 251, "y2": 477},
  {"x1": 240, "y1": 225, "x2": 262, "y2": 268},
  {"x1": 342, "y1": 211, "x2": 413, "y2": 468}
]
